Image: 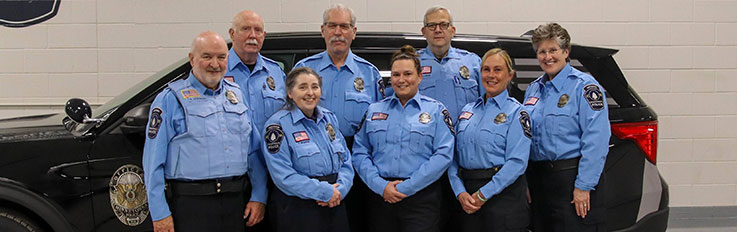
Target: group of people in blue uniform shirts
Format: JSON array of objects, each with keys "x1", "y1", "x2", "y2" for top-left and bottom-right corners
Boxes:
[{"x1": 142, "y1": 4, "x2": 610, "y2": 232}]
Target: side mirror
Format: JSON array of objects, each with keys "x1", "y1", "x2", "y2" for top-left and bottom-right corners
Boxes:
[
  {"x1": 65, "y1": 98, "x2": 92, "y2": 124},
  {"x1": 120, "y1": 103, "x2": 151, "y2": 134}
]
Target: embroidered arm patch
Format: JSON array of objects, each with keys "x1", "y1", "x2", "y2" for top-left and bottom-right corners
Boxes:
[
  {"x1": 442, "y1": 109, "x2": 454, "y2": 136},
  {"x1": 147, "y1": 107, "x2": 163, "y2": 139},
  {"x1": 265, "y1": 124, "x2": 285, "y2": 154},
  {"x1": 584, "y1": 84, "x2": 605, "y2": 111},
  {"x1": 519, "y1": 110, "x2": 532, "y2": 138}
]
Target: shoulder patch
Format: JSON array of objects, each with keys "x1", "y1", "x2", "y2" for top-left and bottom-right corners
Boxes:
[
  {"x1": 442, "y1": 109, "x2": 454, "y2": 136},
  {"x1": 147, "y1": 108, "x2": 163, "y2": 139},
  {"x1": 583, "y1": 84, "x2": 605, "y2": 111},
  {"x1": 519, "y1": 110, "x2": 532, "y2": 138},
  {"x1": 377, "y1": 78, "x2": 386, "y2": 98},
  {"x1": 265, "y1": 124, "x2": 285, "y2": 154}
]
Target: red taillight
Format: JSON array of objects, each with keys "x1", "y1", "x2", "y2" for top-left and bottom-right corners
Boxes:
[{"x1": 611, "y1": 121, "x2": 658, "y2": 164}]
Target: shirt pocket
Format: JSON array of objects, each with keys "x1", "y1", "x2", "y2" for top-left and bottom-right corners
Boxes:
[
  {"x1": 544, "y1": 105, "x2": 579, "y2": 137},
  {"x1": 454, "y1": 119, "x2": 472, "y2": 154},
  {"x1": 223, "y1": 103, "x2": 250, "y2": 134},
  {"x1": 330, "y1": 140, "x2": 347, "y2": 168},
  {"x1": 479, "y1": 125, "x2": 507, "y2": 155},
  {"x1": 366, "y1": 121, "x2": 389, "y2": 152},
  {"x1": 457, "y1": 78, "x2": 479, "y2": 102},
  {"x1": 262, "y1": 89, "x2": 285, "y2": 118},
  {"x1": 419, "y1": 78, "x2": 437, "y2": 92},
  {"x1": 344, "y1": 92, "x2": 371, "y2": 126},
  {"x1": 185, "y1": 104, "x2": 219, "y2": 137},
  {"x1": 410, "y1": 123, "x2": 435, "y2": 155},
  {"x1": 293, "y1": 142, "x2": 324, "y2": 175}
]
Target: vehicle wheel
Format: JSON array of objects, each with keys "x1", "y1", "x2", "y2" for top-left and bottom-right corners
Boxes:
[{"x1": 0, "y1": 207, "x2": 44, "y2": 232}]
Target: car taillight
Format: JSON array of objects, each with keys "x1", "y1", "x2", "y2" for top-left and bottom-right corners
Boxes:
[{"x1": 611, "y1": 121, "x2": 658, "y2": 164}]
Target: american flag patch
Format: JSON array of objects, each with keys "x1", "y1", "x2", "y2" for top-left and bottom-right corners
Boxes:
[
  {"x1": 421, "y1": 66, "x2": 432, "y2": 75},
  {"x1": 293, "y1": 131, "x2": 310, "y2": 142},
  {"x1": 224, "y1": 76, "x2": 234, "y2": 83},
  {"x1": 459, "y1": 111, "x2": 473, "y2": 120},
  {"x1": 525, "y1": 97, "x2": 538, "y2": 106},
  {"x1": 180, "y1": 89, "x2": 201, "y2": 99},
  {"x1": 371, "y1": 112, "x2": 388, "y2": 120}
]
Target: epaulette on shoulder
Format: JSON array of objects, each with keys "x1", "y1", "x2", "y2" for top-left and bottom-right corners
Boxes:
[{"x1": 223, "y1": 79, "x2": 240, "y2": 88}]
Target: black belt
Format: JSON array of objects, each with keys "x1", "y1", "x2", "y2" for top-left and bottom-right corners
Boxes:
[
  {"x1": 382, "y1": 177, "x2": 408, "y2": 181},
  {"x1": 530, "y1": 156, "x2": 581, "y2": 172},
  {"x1": 166, "y1": 174, "x2": 249, "y2": 196},
  {"x1": 310, "y1": 173, "x2": 338, "y2": 184},
  {"x1": 458, "y1": 166, "x2": 502, "y2": 180}
]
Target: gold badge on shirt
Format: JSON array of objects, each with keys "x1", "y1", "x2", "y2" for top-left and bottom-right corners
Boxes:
[
  {"x1": 494, "y1": 113, "x2": 507, "y2": 124},
  {"x1": 419, "y1": 112, "x2": 431, "y2": 124},
  {"x1": 354, "y1": 77, "x2": 364, "y2": 92},
  {"x1": 226, "y1": 90, "x2": 238, "y2": 104},
  {"x1": 558, "y1": 94, "x2": 569, "y2": 108},
  {"x1": 459, "y1": 66, "x2": 470, "y2": 79},
  {"x1": 326, "y1": 123, "x2": 336, "y2": 141},
  {"x1": 266, "y1": 76, "x2": 276, "y2": 91}
]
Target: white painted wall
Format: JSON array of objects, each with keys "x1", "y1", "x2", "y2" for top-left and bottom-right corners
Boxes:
[{"x1": 1, "y1": 0, "x2": 735, "y2": 207}]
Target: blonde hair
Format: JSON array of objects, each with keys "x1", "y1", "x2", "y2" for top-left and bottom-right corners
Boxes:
[{"x1": 481, "y1": 48, "x2": 514, "y2": 74}]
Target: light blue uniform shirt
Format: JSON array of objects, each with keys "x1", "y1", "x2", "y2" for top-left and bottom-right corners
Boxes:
[
  {"x1": 352, "y1": 93, "x2": 454, "y2": 197},
  {"x1": 225, "y1": 49, "x2": 286, "y2": 133},
  {"x1": 262, "y1": 106, "x2": 354, "y2": 202},
  {"x1": 294, "y1": 50, "x2": 384, "y2": 136},
  {"x1": 523, "y1": 63, "x2": 611, "y2": 191},
  {"x1": 142, "y1": 74, "x2": 268, "y2": 221},
  {"x1": 447, "y1": 90, "x2": 531, "y2": 199},
  {"x1": 418, "y1": 46, "x2": 482, "y2": 121}
]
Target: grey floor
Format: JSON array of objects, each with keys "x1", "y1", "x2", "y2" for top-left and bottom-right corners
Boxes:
[{"x1": 667, "y1": 206, "x2": 737, "y2": 232}]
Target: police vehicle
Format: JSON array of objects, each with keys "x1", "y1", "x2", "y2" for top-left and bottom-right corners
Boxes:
[{"x1": 0, "y1": 32, "x2": 668, "y2": 232}]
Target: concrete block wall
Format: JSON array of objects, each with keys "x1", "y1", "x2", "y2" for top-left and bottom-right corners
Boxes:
[{"x1": 1, "y1": 0, "x2": 735, "y2": 206}]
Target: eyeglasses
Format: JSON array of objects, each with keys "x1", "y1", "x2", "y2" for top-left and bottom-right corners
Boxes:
[
  {"x1": 424, "y1": 22, "x2": 451, "y2": 31},
  {"x1": 324, "y1": 22, "x2": 353, "y2": 31}
]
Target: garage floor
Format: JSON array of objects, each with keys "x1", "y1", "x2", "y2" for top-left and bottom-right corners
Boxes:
[{"x1": 667, "y1": 206, "x2": 737, "y2": 232}]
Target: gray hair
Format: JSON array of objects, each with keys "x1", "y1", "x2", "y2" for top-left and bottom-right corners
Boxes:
[
  {"x1": 323, "y1": 4, "x2": 356, "y2": 26},
  {"x1": 423, "y1": 6, "x2": 453, "y2": 25},
  {"x1": 531, "y1": 23, "x2": 571, "y2": 52},
  {"x1": 283, "y1": 67, "x2": 323, "y2": 110}
]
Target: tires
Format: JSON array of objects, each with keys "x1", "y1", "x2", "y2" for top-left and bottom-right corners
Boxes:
[{"x1": 0, "y1": 207, "x2": 44, "y2": 232}]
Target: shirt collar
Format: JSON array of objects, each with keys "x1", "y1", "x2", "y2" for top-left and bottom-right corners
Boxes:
[
  {"x1": 290, "y1": 106, "x2": 325, "y2": 124},
  {"x1": 420, "y1": 45, "x2": 460, "y2": 61},
  {"x1": 317, "y1": 50, "x2": 357, "y2": 74},
  {"x1": 388, "y1": 92, "x2": 423, "y2": 109},
  {"x1": 545, "y1": 63, "x2": 573, "y2": 92},
  {"x1": 484, "y1": 89, "x2": 509, "y2": 110},
  {"x1": 228, "y1": 48, "x2": 266, "y2": 73},
  {"x1": 187, "y1": 72, "x2": 222, "y2": 96}
]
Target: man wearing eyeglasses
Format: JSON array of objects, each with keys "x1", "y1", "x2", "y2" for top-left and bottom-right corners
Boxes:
[
  {"x1": 293, "y1": 4, "x2": 384, "y2": 232},
  {"x1": 294, "y1": 4, "x2": 384, "y2": 142},
  {"x1": 419, "y1": 6, "x2": 482, "y2": 121},
  {"x1": 227, "y1": 10, "x2": 287, "y2": 136}
]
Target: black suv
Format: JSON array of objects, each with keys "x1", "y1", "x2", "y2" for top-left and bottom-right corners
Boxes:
[{"x1": 0, "y1": 32, "x2": 668, "y2": 232}]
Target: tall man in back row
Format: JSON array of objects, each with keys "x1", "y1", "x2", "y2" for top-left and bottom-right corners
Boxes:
[
  {"x1": 293, "y1": 4, "x2": 384, "y2": 232},
  {"x1": 294, "y1": 3, "x2": 384, "y2": 145},
  {"x1": 418, "y1": 6, "x2": 482, "y2": 121},
  {"x1": 143, "y1": 31, "x2": 267, "y2": 232},
  {"x1": 227, "y1": 10, "x2": 286, "y2": 133}
]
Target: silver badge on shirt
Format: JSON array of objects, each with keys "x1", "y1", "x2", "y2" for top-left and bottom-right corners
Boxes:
[
  {"x1": 419, "y1": 112, "x2": 431, "y2": 124},
  {"x1": 266, "y1": 76, "x2": 276, "y2": 91},
  {"x1": 558, "y1": 94, "x2": 569, "y2": 108},
  {"x1": 326, "y1": 123, "x2": 336, "y2": 141},
  {"x1": 494, "y1": 113, "x2": 507, "y2": 124},
  {"x1": 226, "y1": 90, "x2": 238, "y2": 104},
  {"x1": 459, "y1": 66, "x2": 470, "y2": 79},
  {"x1": 354, "y1": 77, "x2": 364, "y2": 92}
]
